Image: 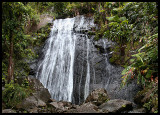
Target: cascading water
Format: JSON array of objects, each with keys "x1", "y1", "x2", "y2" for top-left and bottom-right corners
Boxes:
[
  {"x1": 102, "y1": 39, "x2": 112, "y2": 89},
  {"x1": 84, "y1": 37, "x2": 91, "y2": 100},
  {"x1": 36, "y1": 15, "x2": 141, "y2": 105},
  {"x1": 36, "y1": 17, "x2": 76, "y2": 102}
]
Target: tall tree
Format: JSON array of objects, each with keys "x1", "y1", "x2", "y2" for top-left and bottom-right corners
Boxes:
[{"x1": 2, "y1": 2, "x2": 33, "y2": 83}]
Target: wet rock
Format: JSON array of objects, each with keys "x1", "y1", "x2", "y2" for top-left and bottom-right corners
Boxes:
[
  {"x1": 66, "y1": 102, "x2": 101, "y2": 113},
  {"x1": 28, "y1": 77, "x2": 44, "y2": 90},
  {"x1": 29, "y1": 107, "x2": 38, "y2": 113},
  {"x1": 28, "y1": 77, "x2": 51, "y2": 103},
  {"x1": 16, "y1": 96, "x2": 46, "y2": 111},
  {"x1": 37, "y1": 99, "x2": 46, "y2": 107},
  {"x1": 76, "y1": 102, "x2": 100, "y2": 113},
  {"x1": 99, "y1": 99, "x2": 133, "y2": 113},
  {"x1": 16, "y1": 96, "x2": 37, "y2": 111},
  {"x1": 85, "y1": 88, "x2": 110, "y2": 106},
  {"x1": 32, "y1": 88, "x2": 51, "y2": 103},
  {"x1": 49, "y1": 101, "x2": 73, "y2": 113},
  {"x1": 48, "y1": 98, "x2": 57, "y2": 103},
  {"x1": 29, "y1": 62, "x2": 37, "y2": 75},
  {"x1": 93, "y1": 38, "x2": 115, "y2": 53},
  {"x1": 128, "y1": 107, "x2": 146, "y2": 113},
  {"x1": 38, "y1": 106, "x2": 50, "y2": 113},
  {"x1": 17, "y1": 96, "x2": 37, "y2": 110},
  {"x1": 2, "y1": 109, "x2": 16, "y2": 113}
]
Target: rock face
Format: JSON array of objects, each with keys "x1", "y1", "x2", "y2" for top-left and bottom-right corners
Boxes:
[
  {"x1": 32, "y1": 88, "x2": 51, "y2": 103},
  {"x1": 71, "y1": 15, "x2": 141, "y2": 104},
  {"x1": 99, "y1": 99, "x2": 133, "y2": 113},
  {"x1": 15, "y1": 77, "x2": 51, "y2": 112},
  {"x1": 29, "y1": 77, "x2": 51, "y2": 102},
  {"x1": 32, "y1": 15, "x2": 141, "y2": 105},
  {"x1": 85, "y1": 88, "x2": 110, "y2": 106}
]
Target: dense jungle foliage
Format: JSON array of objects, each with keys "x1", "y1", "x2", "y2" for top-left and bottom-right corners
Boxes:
[{"x1": 2, "y1": 2, "x2": 158, "y2": 113}]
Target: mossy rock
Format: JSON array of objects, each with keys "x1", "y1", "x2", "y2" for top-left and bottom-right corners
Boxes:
[{"x1": 85, "y1": 88, "x2": 110, "y2": 106}]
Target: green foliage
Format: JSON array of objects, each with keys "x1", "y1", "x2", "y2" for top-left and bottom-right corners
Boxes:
[
  {"x1": 98, "y1": 3, "x2": 158, "y2": 112},
  {"x1": 2, "y1": 62, "x2": 8, "y2": 84},
  {"x1": 135, "y1": 82, "x2": 158, "y2": 112},
  {"x1": 121, "y1": 33, "x2": 158, "y2": 112},
  {"x1": 2, "y1": 2, "x2": 158, "y2": 112},
  {"x1": 2, "y1": 80, "x2": 32, "y2": 108},
  {"x1": 2, "y1": 2, "x2": 37, "y2": 78},
  {"x1": 121, "y1": 33, "x2": 158, "y2": 87}
]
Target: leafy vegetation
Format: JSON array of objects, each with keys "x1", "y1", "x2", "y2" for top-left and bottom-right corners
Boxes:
[
  {"x1": 2, "y1": 2, "x2": 158, "y2": 113},
  {"x1": 2, "y1": 2, "x2": 53, "y2": 110},
  {"x1": 83, "y1": 2, "x2": 158, "y2": 113},
  {"x1": 2, "y1": 79, "x2": 32, "y2": 108}
]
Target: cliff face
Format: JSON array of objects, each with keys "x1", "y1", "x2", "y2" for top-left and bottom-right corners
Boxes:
[{"x1": 32, "y1": 15, "x2": 141, "y2": 105}]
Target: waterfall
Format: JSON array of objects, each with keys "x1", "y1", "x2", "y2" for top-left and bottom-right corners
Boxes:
[
  {"x1": 36, "y1": 17, "x2": 76, "y2": 102},
  {"x1": 102, "y1": 39, "x2": 114, "y2": 89},
  {"x1": 35, "y1": 15, "x2": 140, "y2": 104},
  {"x1": 84, "y1": 36, "x2": 91, "y2": 100}
]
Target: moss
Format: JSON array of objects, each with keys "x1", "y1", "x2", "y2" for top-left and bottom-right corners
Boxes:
[
  {"x1": 108, "y1": 45, "x2": 122, "y2": 65},
  {"x1": 88, "y1": 31, "x2": 95, "y2": 35},
  {"x1": 105, "y1": 99, "x2": 110, "y2": 102},
  {"x1": 122, "y1": 104, "x2": 126, "y2": 108},
  {"x1": 97, "y1": 93, "x2": 110, "y2": 104}
]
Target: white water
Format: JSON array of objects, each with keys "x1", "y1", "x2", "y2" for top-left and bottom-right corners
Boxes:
[
  {"x1": 102, "y1": 39, "x2": 112, "y2": 89},
  {"x1": 35, "y1": 15, "x2": 138, "y2": 104},
  {"x1": 84, "y1": 37, "x2": 91, "y2": 100},
  {"x1": 36, "y1": 17, "x2": 76, "y2": 102}
]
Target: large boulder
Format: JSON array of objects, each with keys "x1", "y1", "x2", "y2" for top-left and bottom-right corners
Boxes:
[
  {"x1": 128, "y1": 107, "x2": 147, "y2": 113},
  {"x1": 32, "y1": 88, "x2": 51, "y2": 103},
  {"x1": 28, "y1": 77, "x2": 51, "y2": 103},
  {"x1": 99, "y1": 99, "x2": 133, "y2": 113},
  {"x1": 14, "y1": 77, "x2": 51, "y2": 112},
  {"x1": 85, "y1": 88, "x2": 110, "y2": 106},
  {"x1": 48, "y1": 101, "x2": 73, "y2": 113},
  {"x1": 16, "y1": 96, "x2": 46, "y2": 111},
  {"x1": 75, "y1": 102, "x2": 100, "y2": 113},
  {"x1": 66, "y1": 102, "x2": 102, "y2": 113},
  {"x1": 28, "y1": 77, "x2": 44, "y2": 90}
]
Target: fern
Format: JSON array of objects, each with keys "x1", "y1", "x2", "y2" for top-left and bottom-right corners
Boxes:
[{"x1": 2, "y1": 81, "x2": 32, "y2": 108}]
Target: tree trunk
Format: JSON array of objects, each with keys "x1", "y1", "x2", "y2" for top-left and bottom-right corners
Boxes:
[{"x1": 7, "y1": 31, "x2": 14, "y2": 83}]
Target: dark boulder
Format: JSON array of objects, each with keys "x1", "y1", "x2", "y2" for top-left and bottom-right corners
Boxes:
[
  {"x1": 32, "y1": 88, "x2": 51, "y2": 103},
  {"x1": 66, "y1": 102, "x2": 102, "y2": 113},
  {"x1": 128, "y1": 107, "x2": 147, "y2": 113},
  {"x1": 99, "y1": 99, "x2": 133, "y2": 113},
  {"x1": 85, "y1": 88, "x2": 110, "y2": 106},
  {"x1": 48, "y1": 101, "x2": 73, "y2": 113},
  {"x1": 16, "y1": 96, "x2": 46, "y2": 111}
]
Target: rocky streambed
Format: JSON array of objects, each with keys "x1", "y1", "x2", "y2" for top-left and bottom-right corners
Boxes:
[{"x1": 2, "y1": 77, "x2": 147, "y2": 113}]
